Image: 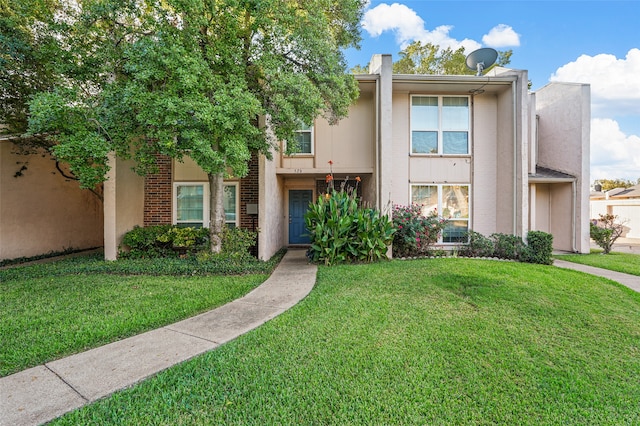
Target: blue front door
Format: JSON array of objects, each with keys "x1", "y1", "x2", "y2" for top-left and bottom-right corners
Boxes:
[{"x1": 289, "y1": 190, "x2": 313, "y2": 244}]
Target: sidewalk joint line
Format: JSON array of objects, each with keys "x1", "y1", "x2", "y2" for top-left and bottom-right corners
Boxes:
[{"x1": 44, "y1": 364, "x2": 90, "y2": 403}]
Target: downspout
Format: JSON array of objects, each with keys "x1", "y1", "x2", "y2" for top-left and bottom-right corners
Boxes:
[
  {"x1": 512, "y1": 79, "x2": 518, "y2": 236},
  {"x1": 572, "y1": 179, "x2": 577, "y2": 252},
  {"x1": 375, "y1": 77, "x2": 381, "y2": 210}
]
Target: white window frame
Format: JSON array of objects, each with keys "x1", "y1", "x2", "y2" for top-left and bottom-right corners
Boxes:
[
  {"x1": 173, "y1": 182, "x2": 239, "y2": 228},
  {"x1": 223, "y1": 181, "x2": 240, "y2": 228},
  {"x1": 410, "y1": 183, "x2": 471, "y2": 244},
  {"x1": 410, "y1": 95, "x2": 470, "y2": 156},
  {"x1": 287, "y1": 123, "x2": 314, "y2": 156},
  {"x1": 173, "y1": 182, "x2": 210, "y2": 228}
]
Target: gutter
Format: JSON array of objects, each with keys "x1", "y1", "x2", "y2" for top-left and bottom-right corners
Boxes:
[{"x1": 512, "y1": 79, "x2": 518, "y2": 236}]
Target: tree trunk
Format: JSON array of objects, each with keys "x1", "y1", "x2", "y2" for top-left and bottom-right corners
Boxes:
[{"x1": 208, "y1": 171, "x2": 225, "y2": 253}]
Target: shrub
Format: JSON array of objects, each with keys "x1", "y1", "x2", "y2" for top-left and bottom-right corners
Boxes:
[
  {"x1": 490, "y1": 233, "x2": 525, "y2": 260},
  {"x1": 119, "y1": 225, "x2": 208, "y2": 259},
  {"x1": 392, "y1": 204, "x2": 447, "y2": 258},
  {"x1": 522, "y1": 231, "x2": 553, "y2": 264},
  {"x1": 197, "y1": 226, "x2": 257, "y2": 262},
  {"x1": 305, "y1": 186, "x2": 394, "y2": 266},
  {"x1": 459, "y1": 230, "x2": 494, "y2": 258},
  {"x1": 590, "y1": 213, "x2": 627, "y2": 254}
]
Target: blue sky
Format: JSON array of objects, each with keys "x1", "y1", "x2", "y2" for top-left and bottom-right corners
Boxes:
[{"x1": 344, "y1": 1, "x2": 640, "y2": 183}]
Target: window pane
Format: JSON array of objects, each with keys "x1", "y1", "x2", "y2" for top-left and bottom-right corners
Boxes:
[
  {"x1": 443, "y1": 220, "x2": 468, "y2": 243},
  {"x1": 411, "y1": 96, "x2": 438, "y2": 130},
  {"x1": 442, "y1": 97, "x2": 469, "y2": 130},
  {"x1": 442, "y1": 185, "x2": 469, "y2": 219},
  {"x1": 443, "y1": 132, "x2": 468, "y2": 154},
  {"x1": 177, "y1": 186, "x2": 203, "y2": 222},
  {"x1": 223, "y1": 184, "x2": 237, "y2": 223},
  {"x1": 411, "y1": 185, "x2": 438, "y2": 216},
  {"x1": 295, "y1": 131, "x2": 312, "y2": 153},
  {"x1": 412, "y1": 131, "x2": 438, "y2": 154}
]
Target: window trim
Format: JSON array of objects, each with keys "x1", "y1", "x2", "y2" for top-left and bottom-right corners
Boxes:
[
  {"x1": 173, "y1": 182, "x2": 210, "y2": 228},
  {"x1": 410, "y1": 95, "x2": 471, "y2": 156},
  {"x1": 410, "y1": 183, "x2": 471, "y2": 244},
  {"x1": 223, "y1": 181, "x2": 240, "y2": 227},
  {"x1": 286, "y1": 123, "x2": 314, "y2": 156},
  {"x1": 172, "y1": 181, "x2": 240, "y2": 228}
]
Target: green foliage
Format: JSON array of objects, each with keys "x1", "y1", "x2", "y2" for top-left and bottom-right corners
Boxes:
[
  {"x1": 23, "y1": 0, "x2": 364, "y2": 188},
  {"x1": 590, "y1": 213, "x2": 627, "y2": 254},
  {"x1": 119, "y1": 225, "x2": 209, "y2": 259},
  {"x1": 490, "y1": 233, "x2": 526, "y2": 260},
  {"x1": 391, "y1": 204, "x2": 447, "y2": 257},
  {"x1": 594, "y1": 178, "x2": 639, "y2": 191},
  {"x1": 459, "y1": 230, "x2": 495, "y2": 258},
  {"x1": 305, "y1": 189, "x2": 394, "y2": 265},
  {"x1": 197, "y1": 227, "x2": 257, "y2": 262},
  {"x1": 392, "y1": 41, "x2": 512, "y2": 75},
  {"x1": 522, "y1": 231, "x2": 553, "y2": 265},
  {"x1": 1, "y1": 250, "x2": 286, "y2": 282},
  {"x1": 54, "y1": 260, "x2": 640, "y2": 424},
  {"x1": 0, "y1": 0, "x2": 58, "y2": 134}
]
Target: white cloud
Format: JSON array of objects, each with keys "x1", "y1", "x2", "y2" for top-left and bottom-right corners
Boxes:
[
  {"x1": 482, "y1": 24, "x2": 520, "y2": 48},
  {"x1": 590, "y1": 118, "x2": 640, "y2": 181},
  {"x1": 550, "y1": 48, "x2": 640, "y2": 116},
  {"x1": 361, "y1": 3, "x2": 482, "y2": 52}
]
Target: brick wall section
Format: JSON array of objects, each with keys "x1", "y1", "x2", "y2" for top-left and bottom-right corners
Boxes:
[
  {"x1": 240, "y1": 153, "x2": 259, "y2": 257},
  {"x1": 240, "y1": 153, "x2": 259, "y2": 231},
  {"x1": 144, "y1": 154, "x2": 172, "y2": 226}
]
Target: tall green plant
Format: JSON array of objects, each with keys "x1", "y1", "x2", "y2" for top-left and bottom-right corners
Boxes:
[{"x1": 305, "y1": 187, "x2": 394, "y2": 266}]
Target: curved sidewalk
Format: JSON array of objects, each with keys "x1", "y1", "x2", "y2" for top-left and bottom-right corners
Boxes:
[
  {"x1": 1, "y1": 249, "x2": 316, "y2": 426},
  {"x1": 554, "y1": 259, "x2": 640, "y2": 293}
]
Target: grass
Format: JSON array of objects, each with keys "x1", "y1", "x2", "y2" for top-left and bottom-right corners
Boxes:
[
  {"x1": 51, "y1": 259, "x2": 640, "y2": 425},
  {"x1": 0, "y1": 253, "x2": 277, "y2": 377},
  {"x1": 556, "y1": 249, "x2": 640, "y2": 276}
]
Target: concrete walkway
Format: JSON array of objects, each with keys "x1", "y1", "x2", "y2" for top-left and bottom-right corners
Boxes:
[
  {"x1": 553, "y1": 259, "x2": 640, "y2": 293},
  {"x1": 0, "y1": 249, "x2": 316, "y2": 426}
]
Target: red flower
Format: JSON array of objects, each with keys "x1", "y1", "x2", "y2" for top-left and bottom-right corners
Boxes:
[
  {"x1": 355, "y1": 176, "x2": 361, "y2": 182},
  {"x1": 328, "y1": 160, "x2": 333, "y2": 165},
  {"x1": 325, "y1": 174, "x2": 333, "y2": 182}
]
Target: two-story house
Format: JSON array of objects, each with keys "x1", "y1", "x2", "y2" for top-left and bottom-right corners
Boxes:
[{"x1": 1, "y1": 54, "x2": 590, "y2": 262}]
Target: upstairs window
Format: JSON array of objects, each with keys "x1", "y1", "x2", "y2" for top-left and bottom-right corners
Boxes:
[
  {"x1": 411, "y1": 96, "x2": 469, "y2": 155},
  {"x1": 292, "y1": 122, "x2": 313, "y2": 154}
]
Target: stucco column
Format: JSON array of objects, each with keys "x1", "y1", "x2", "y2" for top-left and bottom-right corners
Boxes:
[
  {"x1": 369, "y1": 54, "x2": 393, "y2": 211},
  {"x1": 103, "y1": 152, "x2": 118, "y2": 260}
]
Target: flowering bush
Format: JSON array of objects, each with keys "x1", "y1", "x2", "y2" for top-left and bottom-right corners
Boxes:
[
  {"x1": 590, "y1": 213, "x2": 627, "y2": 254},
  {"x1": 392, "y1": 204, "x2": 447, "y2": 257}
]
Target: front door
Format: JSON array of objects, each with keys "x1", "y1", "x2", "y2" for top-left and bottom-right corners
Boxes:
[{"x1": 289, "y1": 190, "x2": 313, "y2": 244}]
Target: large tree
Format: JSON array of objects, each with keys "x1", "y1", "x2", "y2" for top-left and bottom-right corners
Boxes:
[
  {"x1": 393, "y1": 41, "x2": 512, "y2": 75},
  {"x1": 27, "y1": 0, "x2": 364, "y2": 252},
  {"x1": 0, "y1": 0, "x2": 58, "y2": 135}
]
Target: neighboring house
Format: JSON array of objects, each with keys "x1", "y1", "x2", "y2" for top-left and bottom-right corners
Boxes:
[
  {"x1": 102, "y1": 54, "x2": 591, "y2": 260},
  {"x1": 590, "y1": 184, "x2": 640, "y2": 238},
  {"x1": 1, "y1": 53, "x2": 590, "y2": 261},
  {"x1": 0, "y1": 136, "x2": 103, "y2": 261}
]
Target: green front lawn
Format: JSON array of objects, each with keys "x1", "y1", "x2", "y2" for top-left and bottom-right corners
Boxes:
[
  {"x1": 0, "y1": 255, "x2": 271, "y2": 377},
  {"x1": 556, "y1": 250, "x2": 640, "y2": 276},
  {"x1": 53, "y1": 259, "x2": 640, "y2": 425}
]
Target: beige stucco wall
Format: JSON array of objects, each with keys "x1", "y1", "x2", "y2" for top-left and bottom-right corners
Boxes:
[
  {"x1": 535, "y1": 82, "x2": 591, "y2": 252},
  {"x1": 0, "y1": 141, "x2": 103, "y2": 260},
  {"x1": 278, "y1": 89, "x2": 376, "y2": 177},
  {"x1": 103, "y1": 154, "x2": 144, "y2": 260},
  {"x1": 259, "y1": 151, "x2": 285, "y2": 259},
  {"x1": 471, "y1": 94, "x2": 499, "y2": 235}
]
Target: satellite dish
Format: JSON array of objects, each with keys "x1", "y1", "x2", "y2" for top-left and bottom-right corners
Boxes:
[{"x1": 465, "y1": 48, "x2": 498, "y2": 76}]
